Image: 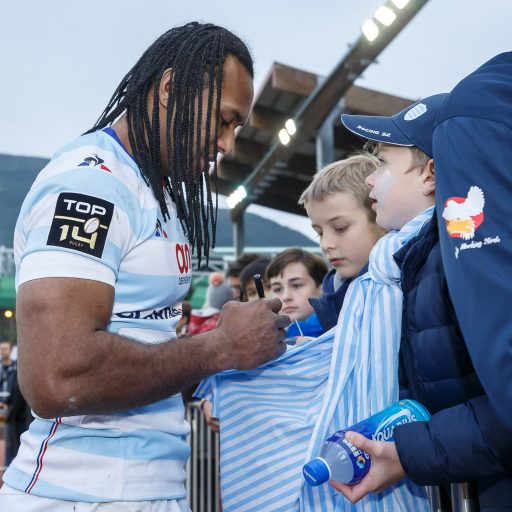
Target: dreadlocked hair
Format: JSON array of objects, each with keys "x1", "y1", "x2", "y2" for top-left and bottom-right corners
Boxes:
[{"x1": 85, "y1": 22, "x2": 253, "y2": 266}]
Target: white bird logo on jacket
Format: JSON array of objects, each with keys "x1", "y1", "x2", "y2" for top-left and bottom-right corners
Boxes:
[{"x1": 442, "y1": 186, "x2": 485, "y2": 240}]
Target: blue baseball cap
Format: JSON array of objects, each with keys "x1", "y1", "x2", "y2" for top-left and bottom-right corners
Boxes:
[{"x1": 340, "y1": 93, "x2": 448, "y2": 158}]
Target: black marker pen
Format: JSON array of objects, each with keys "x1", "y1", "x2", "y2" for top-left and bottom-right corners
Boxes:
[{"x1": 253, "y1": 274, "x2": 265, "y2": 298}]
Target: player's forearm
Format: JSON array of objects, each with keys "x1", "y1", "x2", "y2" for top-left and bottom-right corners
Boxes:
[{"x1": 21, "y1": 328, "x2": 232, "y2": 419}]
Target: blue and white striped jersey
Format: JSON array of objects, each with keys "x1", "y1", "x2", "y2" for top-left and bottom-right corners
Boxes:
[
  {"x1": 4, "y1": 129, "x2": 192, "y2": 502},
  {"x1": 196, "y1": 208, "x2": 434, "y2": 512}
]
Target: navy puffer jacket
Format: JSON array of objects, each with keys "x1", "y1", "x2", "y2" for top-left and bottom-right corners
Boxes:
[{"x1": 393, "y1": 214, "x2": 512, "y2": 511}]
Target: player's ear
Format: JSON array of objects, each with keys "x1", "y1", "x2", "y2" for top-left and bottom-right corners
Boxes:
[
  {"x1": 158, "y1": 68, "x2": 173, "y2": 109},
  {"x1": 421, "y1": 159, "x2": 435, "y2": 196}
]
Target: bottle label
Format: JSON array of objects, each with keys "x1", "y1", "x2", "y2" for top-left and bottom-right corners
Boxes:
[{"x1": 326, "y1": 431, "x2": 371, "y2": 484}]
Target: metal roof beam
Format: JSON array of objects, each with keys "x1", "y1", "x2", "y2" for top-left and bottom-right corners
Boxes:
[{"x1": 231, "y1": 0, "x2": 429, "y2": 219}]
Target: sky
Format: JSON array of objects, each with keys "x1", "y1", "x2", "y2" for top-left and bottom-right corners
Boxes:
[{"x1": 1, "y1": 0, "x2": 511, "y2": 241}]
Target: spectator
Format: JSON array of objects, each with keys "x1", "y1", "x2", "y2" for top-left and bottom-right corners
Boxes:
[
  {"x1": 0, "y1": 340, "x2": 15, "y2": 414},
  {"x1": 298, "y1": 154, "x2": 386, "y2": 331},
  {"x1": 225, "y1": 253, "x2": 261, "y2": 300},
  {"x1": 0, "y1": 341, "x2": 23, "y2": 466},
  {"x1": 188, "y1": 272, "x2": 232, "y2": 334},
  {"x1": 238, "y1": 258, "x2": 270, "y2": 301},
  {"x1": 266, "y1": 248, "x2": 327, "y2": 339},
  {"x1": 4, "y1": 369, "x2": 31, "y2": 466}
]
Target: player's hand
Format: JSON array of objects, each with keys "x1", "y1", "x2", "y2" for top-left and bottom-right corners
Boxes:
[
  {"x1": 216, "y1": 298, "x2": 289, "y2": 370},
  {"x1": 329, "y1": 432, "x2": 405, "y2": 503}
]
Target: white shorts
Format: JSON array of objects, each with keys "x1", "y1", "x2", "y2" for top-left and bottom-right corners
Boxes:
[{"x1": 0, "y1": 484, "x2": 191, "y2": 512}]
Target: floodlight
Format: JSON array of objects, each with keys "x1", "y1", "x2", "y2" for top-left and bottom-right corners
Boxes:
[
  {"x1": 226, "y1": 185, "x2": 248, "y2": 209},
  {"x1": 375, "y1": 6, "x2": 397, "y2": 26},
  {"x1": 279, "y1": 128, "x2": 291, "y2": 145},
  {"x1": 285, "y1": 119, "x2": 297, "y2": 136},
  {"x1": 361, "y1": 19, "x2": 379, "y2": 42},
  {"x1": 391, "y1": 0, "x2": 410, "y2": 9}
]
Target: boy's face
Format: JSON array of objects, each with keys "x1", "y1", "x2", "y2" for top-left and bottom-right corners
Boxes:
[
  {"x1": 366, "y1": 146, "x2": 433, "y2": 231},
  {"x1": 270, "y1": 261, "x2": 322, "y2": 321},
  {"x1": 307, "y1": 192, "x2": 384, "y2": 280}
]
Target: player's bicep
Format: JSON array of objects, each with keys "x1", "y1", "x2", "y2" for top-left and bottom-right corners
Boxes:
[{"x1": 16, "y1": 277, "x2": 114, "y2": 413}]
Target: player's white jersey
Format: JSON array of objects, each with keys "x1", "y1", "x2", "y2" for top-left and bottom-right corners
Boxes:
[{"x1": 4, "y1": 128, "x2": 192, "y2": 502}]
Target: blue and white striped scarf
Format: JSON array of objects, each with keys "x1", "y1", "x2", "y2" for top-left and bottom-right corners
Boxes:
[{"x1": 195, "y1": 208, "x2": 434, "y2": 512}]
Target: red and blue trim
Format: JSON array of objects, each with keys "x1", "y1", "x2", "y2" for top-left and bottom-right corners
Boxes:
[{"x1": 25, "y1": 417, "x2": 62, "y2": 493}]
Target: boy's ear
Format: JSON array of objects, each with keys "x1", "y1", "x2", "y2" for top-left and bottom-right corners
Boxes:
[{"x1": 421, "y1": 159, "x2": 435, "y2": 196}]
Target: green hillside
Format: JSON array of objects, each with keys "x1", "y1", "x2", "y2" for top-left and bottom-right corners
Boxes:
[{"x1": 0, "y1": 154, "x2": 49, "y2": 247}]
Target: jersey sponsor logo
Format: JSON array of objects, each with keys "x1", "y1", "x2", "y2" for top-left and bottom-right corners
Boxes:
[
  {"x1": 442, "y1": 185, "x2": 485, "y2": 240},
  {"x1": 47, "y1": 193, "x2": 114, "y2": 257},
  {"x1": 155, "y1": 219, "x2": 168, "y2": 238},
  {"x1": 78, "y1": 154, "x2": 111, "y2": 172},
  {"x1": 179, "y1": 275, "x2": 192, "y2": 285},
  {"x1": 115, "y1": 305, "x2": 182, "y2": 320},
  {"x1": 175, "y1": 243, "x2": 191, "y2": 274}
]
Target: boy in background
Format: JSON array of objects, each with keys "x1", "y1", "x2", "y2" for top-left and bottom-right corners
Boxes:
[
  {"x1": 238, "y1": 258, "x2": 271, "y2": 301},
  {"x1": 298, "y1": 154, "x2": 385, "y2": 331},
  {"x1": 266, "y1": 247, "x2": 327, "y2": 339},
  {"x1": 225, "y1": 253, "x2": 261, "y2": 301}
]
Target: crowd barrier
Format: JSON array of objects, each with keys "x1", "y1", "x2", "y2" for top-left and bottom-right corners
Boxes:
[{"x1": 186, "y1": 401, "x2": 221, "y2": 512}]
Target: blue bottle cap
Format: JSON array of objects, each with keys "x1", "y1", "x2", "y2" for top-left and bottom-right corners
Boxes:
[{"x1": 303, "y1": 457, "x2": 331, "y2": 486}]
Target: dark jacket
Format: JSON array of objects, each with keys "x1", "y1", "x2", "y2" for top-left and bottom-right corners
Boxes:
[
  {"x1": 393, "y1": 214, "x2": 512, "y2": 511},
  {"x1": 309, "y1": 265, "x2": 367, "y2": 332}
]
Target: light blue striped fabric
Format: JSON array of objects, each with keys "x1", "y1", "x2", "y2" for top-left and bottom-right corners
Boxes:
[{"x1": 196, "y1": 207, "x2": 434, "y2": 512}]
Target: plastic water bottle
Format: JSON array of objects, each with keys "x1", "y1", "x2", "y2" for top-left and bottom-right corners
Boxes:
[{"x1": 303, "y1": 399, "x2": 430, "y2": 486}]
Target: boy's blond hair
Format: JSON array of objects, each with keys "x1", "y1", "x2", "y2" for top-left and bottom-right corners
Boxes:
[{"x1": 298, "y1": 152, "x2": 378, "y2": 220}]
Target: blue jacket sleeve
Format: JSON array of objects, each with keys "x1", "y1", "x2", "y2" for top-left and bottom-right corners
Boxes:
[
  {"x1": 394, "y1": 395, "x2": 512, "y2": 484},
  {"x1": 434, "y1": 113, "x2": 512, "y2": 431}
]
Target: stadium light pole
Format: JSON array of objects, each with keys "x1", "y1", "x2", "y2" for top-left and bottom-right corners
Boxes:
[{"x1": 229, "y1": 0, "x2": 430, "y2": 226}]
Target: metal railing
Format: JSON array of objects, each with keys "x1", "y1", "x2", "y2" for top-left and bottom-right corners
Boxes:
[
  {"x1": 451, "y1": 483, "x2": 479, "y2": 512},
  {"x1": 426, "y1": 483, "x2": 479, "y2": 512},
  {"x1": 186, "y1": 401, "x2": 221, "y2": 512}
]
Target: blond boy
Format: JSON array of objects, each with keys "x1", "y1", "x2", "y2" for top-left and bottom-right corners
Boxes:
[{"x1": 298, "y1": 154, "x2": 385, "y2": 331}]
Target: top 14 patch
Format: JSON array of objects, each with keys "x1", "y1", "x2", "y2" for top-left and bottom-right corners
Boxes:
[{"x1": 47, "y1": 193, "x2": 114, "y2": 257}]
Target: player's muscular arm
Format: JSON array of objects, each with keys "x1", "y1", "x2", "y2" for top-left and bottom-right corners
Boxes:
[{"x1": 17, "y1": 278, "x2": 288, "y2": 419}]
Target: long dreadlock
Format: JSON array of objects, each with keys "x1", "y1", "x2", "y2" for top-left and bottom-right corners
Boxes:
[{"x1": 85, "y1": 22, "x2": 253, "y2": 266}]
